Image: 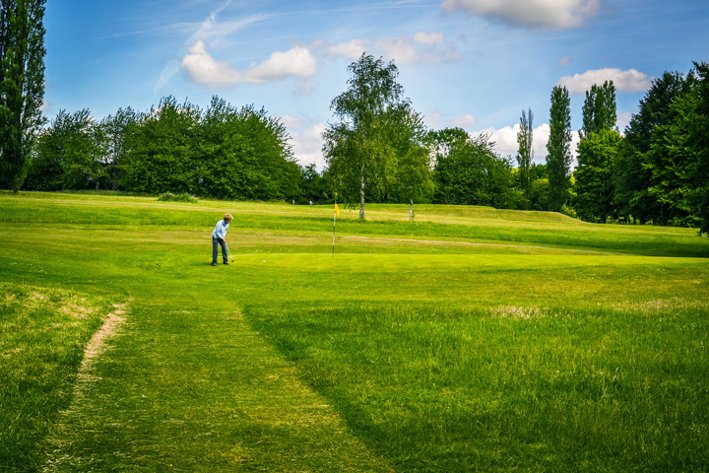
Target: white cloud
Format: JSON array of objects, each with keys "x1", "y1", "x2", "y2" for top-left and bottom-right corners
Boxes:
[
  {"x1": 323, "y1": 32, "x2": 457, "y2": 65},
  {"x1": 441, "y1": 0, "x2": 601, "y2": 29},
  {"x1": 287, "y1": 121, "x2": 327, "y2": 169},
  {"x1": 473, "y1": 123, "x2": 557, "y2": 162},
  {"x1": 558, "y1": 67, "x2": 651, "y2": 93},
  {"x1": 378, "y1": 37, "x2": 420, "y2": 65},
  {"x1": 452, "y1": 114, "x2": 478, "y2": 127},
  {"x1": 182, "y1": 41, "x2": 240, "y2": 87},
  {"x1": 281, "y1": 115, "x2": 304, "y2": 129},
  {"x1": 326, "y1": 40, "x2": 367, "y2": 60},
  {"x1": 182, "y1": 40, "x2": 316, "y2": 88},
  {"x1": 414, "y1": 32, "x2": 445, "y2": 45},
  {"x1": 245, "y1": 46, "x2": 317, "y2": 83},
  {"x1": 475, "y1": 124, "x2": 519, "y2": 159}
]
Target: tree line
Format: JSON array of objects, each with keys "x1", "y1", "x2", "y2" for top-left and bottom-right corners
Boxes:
[
  {"x1": 323, "y1": 54, "x2": 709, "y2": 235},
  {"x1": 1, "y1": 1, "x2": 708, "y2": 233},
  {"x1": 569, "y1": 66, "x2": 709, "y2": 232},
  {"x1": 23, "y1": 96, "x2": 301, "y2": 201}
]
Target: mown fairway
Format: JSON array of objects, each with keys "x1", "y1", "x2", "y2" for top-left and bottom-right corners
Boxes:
[{"x1": 1, "y1": 191, "x2": 708, "y2": 472}]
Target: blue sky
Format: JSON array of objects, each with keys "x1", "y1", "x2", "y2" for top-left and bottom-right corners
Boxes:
[{"x1": 44, "y1": 0, "x2": 709, "y2": 168}]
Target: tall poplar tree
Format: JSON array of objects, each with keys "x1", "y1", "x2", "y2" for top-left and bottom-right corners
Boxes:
[
  {"x1": 694, "y1": 62, "x2": 709, "y2": 235},
  {"x1": 575, "y1": 80, "x2": 620, "y2": 222},
  {"x1": 580, "y1": 81, "x2": 617, "y2": 138},
  {"x1": 0, "y1": 0, "x2": 46, "y2": 192},
  {"x1": 516, "y1": 108, "x2": 533, "y2": 204},
  {"x1": 546, "y1": 85, "x2": 572, "y2": 211}
]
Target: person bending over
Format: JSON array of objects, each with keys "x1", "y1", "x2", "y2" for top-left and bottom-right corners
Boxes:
[{"x1": 212, "y1": 213, "x2": 233, "y2": 266}]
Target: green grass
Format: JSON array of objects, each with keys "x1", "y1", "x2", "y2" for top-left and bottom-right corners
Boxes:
[
  {"x1": 0, "y1": 191, "x2": 707, "y2": 472},
  {"x1": 247, "y1": 303, "x2": 708, "y2": 471},
  {"x1": 0, "y1": 283, "x2": 112, "y2": 472}
]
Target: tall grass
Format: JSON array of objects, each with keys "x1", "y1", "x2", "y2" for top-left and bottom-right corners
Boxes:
[
  {"x1": 0, "y1": 284, "x2": 110, "y2": 472},
  {"x1": 246, "y1": 302, "x2": 709, "y2": 472}
]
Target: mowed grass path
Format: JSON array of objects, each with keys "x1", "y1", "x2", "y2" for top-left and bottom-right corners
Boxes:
[{"x1": 1, "y1": 191, "x2": 708, "y2": 472}]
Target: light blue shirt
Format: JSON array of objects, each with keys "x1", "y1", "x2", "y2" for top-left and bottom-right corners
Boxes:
[{"x1": 212, "y1": 219, "x2": 230, "y2": 240}]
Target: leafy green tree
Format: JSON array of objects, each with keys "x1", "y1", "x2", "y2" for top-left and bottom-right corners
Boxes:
[
  {"x1": 100, "y1": 107, "x2": 141, "y2": 190},
  {"x1": 430, "y1": 128, "x2": 520, "y2": 208},
  {"x1": 198, "y1": 96, "x2": 243, "y2": 198},
  {"x1": 574, "y1": 129, "x2": 622, "y2": 222},
  {"x1": 516, "y1": 108, "x2": 533, "y2": 205},
  {"x1": 386, "y1": 110, "x2": 433, "y2": 217},
  {"x1": 198, "y1": 97, "x2": 299, "y2": 200},
  {"x1": 393, "y1": 144, "x2": 433, "y2": 217},
  {"x1": 0, "y1": 0, "x2": 46, "y2": 191},
  {"x1": 324, "y1": 53, "x2": 421, "y2": 219},
  {"x1": 546, "y1": 85, "x2": 572, "y2": 211},
  {"x1": 429, "y1": 127, "x2": 471, "y2": 204},
  {"x1": 645, "y1": 81, "x2": 702, "y2": 227},
  {"x1": 121, "y1": 97, "x2": 201, "y2": 194},
  {"x1": 60, "y1": 109, "x2": 105, "y2": 190},
  {"x1": 299, "y1": 163, "x2": 328, "y2": 204},
  {"x1": 527, "y1": 163, "x2": 550, "y2": 210},
  {"x1": 616, "y1": 71, "x2": 687, "y2": 223},
  {"x1": 169, "y1": 97, "x2": 298, "y2": 200},
  {"x1": 25, "y1": 109, "x2": 105, "y2": 190},
  {"x1": 24, "y1": 124, "x2": 62, "y2": 191},
  {"x1": 529, "y1": 177, "x2": 550, "y2": 211},
  {"x1": 235, "y1": 103, "x2": 301, "y2": 200}
]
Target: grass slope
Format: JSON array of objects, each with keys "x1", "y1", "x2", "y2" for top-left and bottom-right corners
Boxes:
[{"x1": 0, "y1": 191, "x2": 707, "y2": 472}]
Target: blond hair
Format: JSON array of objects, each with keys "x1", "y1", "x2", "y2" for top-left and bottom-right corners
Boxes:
[{"x1": 224, "y1": 213, "x2": 233, "y2": 221}]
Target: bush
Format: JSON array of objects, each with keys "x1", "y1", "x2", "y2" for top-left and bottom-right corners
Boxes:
[
  {"x1": 561, "y1": 204, "x2": 577, "y2": 219},
  {"x1": 157, "y1": 192, "x2": 198, "y2": 203}
]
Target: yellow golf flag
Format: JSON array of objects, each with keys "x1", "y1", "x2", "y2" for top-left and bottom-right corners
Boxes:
[{"x1": 334, "y1": 203, "x2": 340, "y2": 217}]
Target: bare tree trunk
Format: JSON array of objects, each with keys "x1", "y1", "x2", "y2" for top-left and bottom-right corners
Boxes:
[
  {"x1": 409, "y1": 199, "x2": 414, "y2": 221},
  {"x1": 359, "y1": 173, "x2": 365, "y2": 220}
]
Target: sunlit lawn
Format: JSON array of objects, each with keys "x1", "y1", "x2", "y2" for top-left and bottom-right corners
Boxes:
[{"x1": 1, "y1": 191, "x2": 707, "y2": 472}]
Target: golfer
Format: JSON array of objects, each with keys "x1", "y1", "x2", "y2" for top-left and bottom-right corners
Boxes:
[{"x1": 211, "y1": 213, "x2": 233, "y2": 266}]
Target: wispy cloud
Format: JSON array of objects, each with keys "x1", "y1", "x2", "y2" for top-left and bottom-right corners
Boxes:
[
  {"x1": 154, "y1": 0, "x2": 265, "y2": 91},
  {"x1": 323, "y1": 32, "x2": 459, "y2": 65},
  {"x1": 441, "y1": 0, "x2": 601, "y2": 30},
  {"x1": 187, "y1": 4, "x2": 265, "y2": 45},
  {"x1": 558, "y1": 67, "x2": 651, "y2": 93},
  {"x1": 414, "y1": 32, "x2": 445, "y2": 45}
]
